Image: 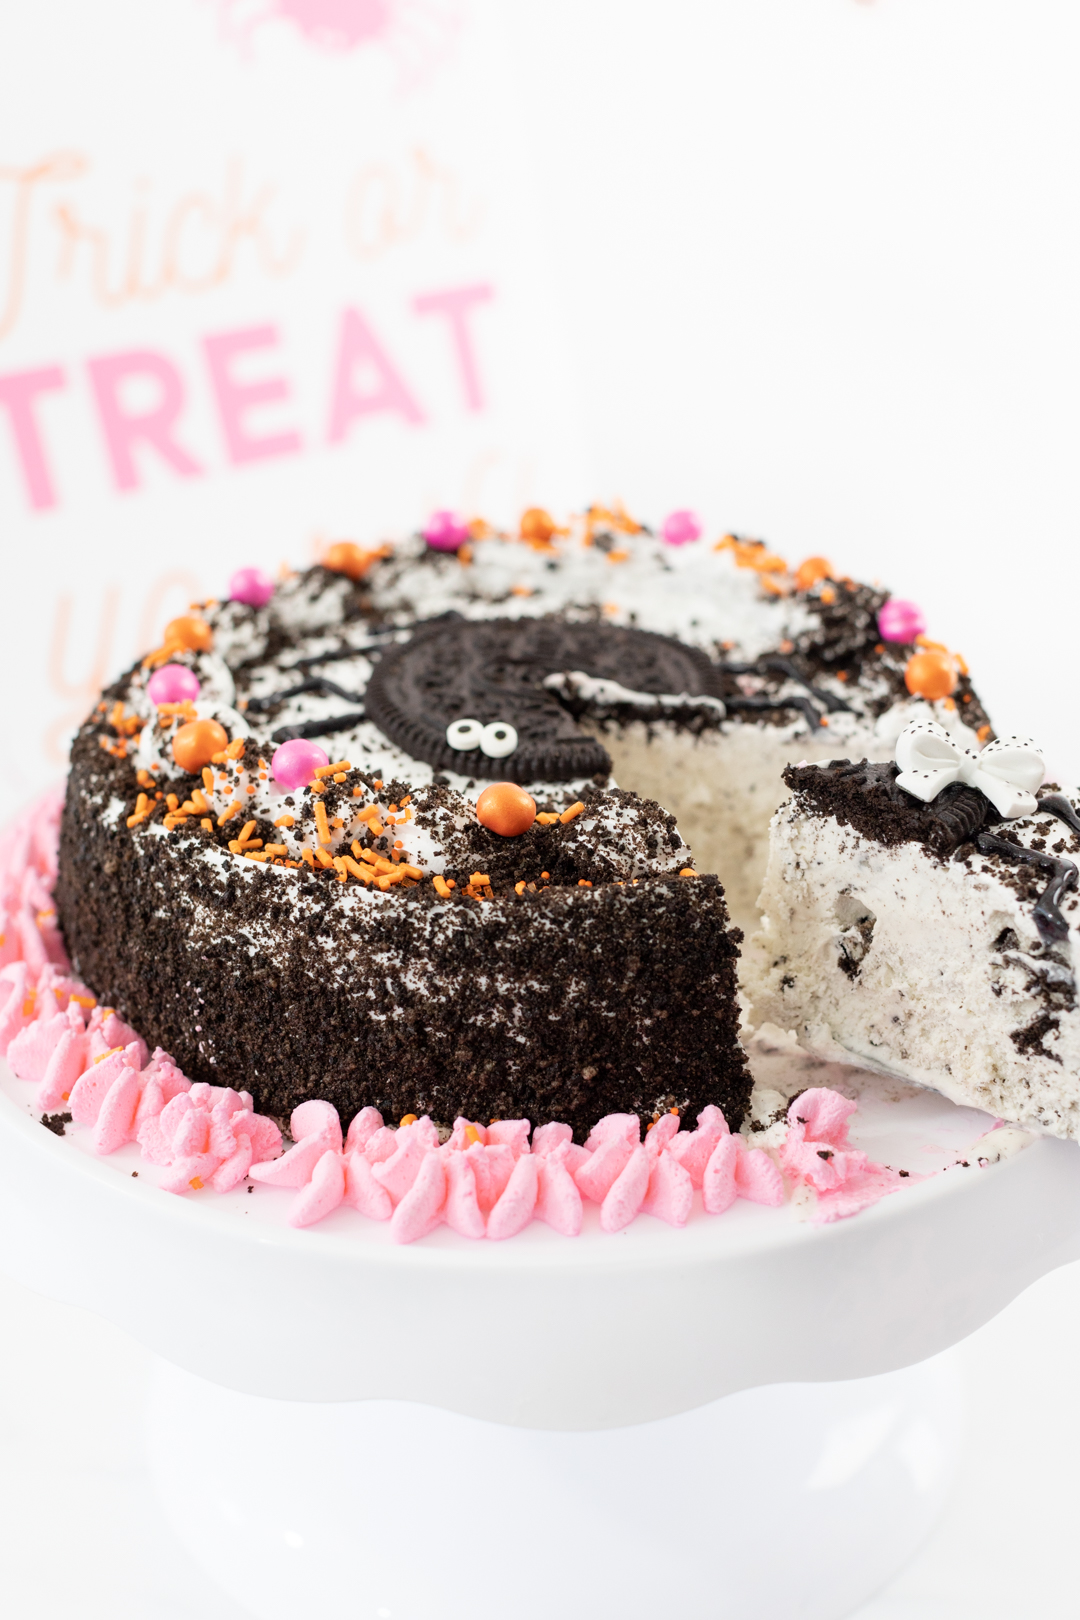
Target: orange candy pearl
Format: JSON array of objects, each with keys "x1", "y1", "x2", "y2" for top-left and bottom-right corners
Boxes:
[
  {"x1": 904, "y1": 650, "x2": 957, "y2": 701},
  {"x1": 323, "y1": 541, "x2": 375, "y2": 580},
  {"x1": 476, "y1": 782, "x2": 537, "y2": 838},
  {"x1": 172, "y1": 718, "x2": 228, "y2": 774},
  {"x1": 794, "y1": 556, "x2": 832, "y2": 592},
  {"x1": 165, "y1": 616, "x2": 213, "y2": 653},
  {"x1": 520, "y1": 508, "x2": 557, "y2": 545}
]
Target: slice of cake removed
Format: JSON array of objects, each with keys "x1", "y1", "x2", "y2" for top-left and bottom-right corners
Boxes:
[{"x1": 744, "y1": 740, "x2": 1080, "y2": 1138}]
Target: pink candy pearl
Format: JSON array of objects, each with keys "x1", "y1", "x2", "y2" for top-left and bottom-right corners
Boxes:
[
  {"x1": 229, "y1": 566, "x2": 276, "y2": 608},
  {"x1": 878, "y1": 599, "x2": 926, "y2": 643},
  {"x1": 661, "y1": 509, "x2": 702, "y2": 546},
  {"x1": 423, "y1": 510, "x2": 471, "y2": 552},
  {"x1": 146, "y1": 664, "x2": 200, "y2": 705},
  {"x1": 271, "y1": 738, "x2": 330, "y2": 792}
]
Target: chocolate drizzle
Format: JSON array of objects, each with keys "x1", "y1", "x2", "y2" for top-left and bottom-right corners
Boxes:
[
  {"x1": 364, "y1": 617, "x2": 726, "y2": 783},
  {"x1": 976, "y1": 833, "x2": 1079, "y2": 945}
]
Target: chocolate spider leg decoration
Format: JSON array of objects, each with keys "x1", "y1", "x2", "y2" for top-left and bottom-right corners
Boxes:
[
  {"x1": 1038, "y1": 794, "x2": 1080, "y2": 841},
  {"x1": 976, "y1": 833, "x2": 1079, "y2": 945},
  {"x1": 245, "y1": 676, "x2": 367, "y2": 714},
  {"x1": 756, "y1": 656, "x2": 855, "y2": 715},
  {"x1": 723, "y1": 694, "x2": 830, "y2": 733},
  {"x1": 271, "y1": 711, "x2": 367, "y2": 744}
]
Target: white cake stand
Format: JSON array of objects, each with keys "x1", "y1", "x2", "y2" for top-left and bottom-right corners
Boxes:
[{"x1": 2, "y1": 1045, "x2": 1078, "y2": 1620}]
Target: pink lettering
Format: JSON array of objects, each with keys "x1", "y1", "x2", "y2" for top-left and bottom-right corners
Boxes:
[
  {"x1": 0, "y1": 366, "x2": 66, "y2": 510},
  {"x1": 87, "y1": 351, "x2": 202, "y2": 493},
  {"x1": 203, "y1": 324, "x2": 302, "y2": 465},
  {"x1": 326, "y1": 307, "x2": 425, "y2": 443},
  {"x1": 413, "y1": 284, "x2": 493, "y2": 412}
]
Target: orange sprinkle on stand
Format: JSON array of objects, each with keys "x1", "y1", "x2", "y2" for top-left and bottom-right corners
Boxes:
[
  {"x1": 559, "y1": 802, "x2": 585, "y2": 824},
  {"x1": 309, "y1": 780, "x2": 325, "y2": 793},
  {"x1": 239, "y1": 820, "x2": 257, "y2": 844},
  {"x1": 314, "y1": 760, "x2": 351, "y2": 777},
  {"x1": 166, "y1": 794, "x2": 180, "y2": 811},
  {"x1": 229, "y1": 837, "x2": 263, "y2": 853},
  {"x1": 400, "y1": 864, "x2": 423, "y2": 880},
  {"x1": 300, "y1": 848, "x2": 316, "y2": 868},
  {"x1": 201, "y1": 767, "x2": 214, "y2": 793},
  {"x1": 332, "y1": 856, "x2": 349, "y2": 883},
  {"x1": 343, "y1": 856, "x2": 374, "y2": 884},
  {"x1": 351, "y1": 785, "x2": 363, "y2": 797},
  {"x1": 275, "y1": 814, "x2": 295, "y2": 828},
  {"x1": 433, "y1": 875, "x2": 453, "y2": 899},
  {"x1": 217, "y1": 800, "x2": 242, "y2": 826},
  {"x1": 244, "y1": 851, "x2": 269, "y2": 862},
  {"x1": 314, "y1": 800, "x2": 332, "y2": 845},
  {"x1": 333, "y1": 773, "x2": 347, "y2": 784},
  {"x1": 262, "y1": 842, "x2": 287, "y2": 857},
  {"x1": 201, "y1": 818, "x2": 213, "y2": 832},
  {"x1": 225, "y1": 738, "x2": 246, "y2": 760},
  {"x1": 313, "y1": 846, "x2": 334, "y2": 869},
  {"x1": 470, "y1": 872, "x2": 491, "y2": 888}
]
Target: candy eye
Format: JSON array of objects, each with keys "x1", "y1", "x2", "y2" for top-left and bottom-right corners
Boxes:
[
  {"x1": 479, "y1": 721, "x2": 518, "y2": 759},
  {"x1": 446, "y1": 718, "x2": 483, "y2": 750}
]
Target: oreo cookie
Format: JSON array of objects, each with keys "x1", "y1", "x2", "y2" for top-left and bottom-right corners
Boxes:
[{"x1": 365, "y1": 617, "x2": 726, "y2": 783}]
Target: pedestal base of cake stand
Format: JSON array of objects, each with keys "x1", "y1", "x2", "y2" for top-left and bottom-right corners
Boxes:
[{"x1": 145, "y1": 1350, "x2": 964, "y2": 1620}]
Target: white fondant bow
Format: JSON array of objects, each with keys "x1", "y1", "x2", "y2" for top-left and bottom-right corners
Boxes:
[{"x1": 894, "y1": 721, "x2": 1044, "y2": 819}]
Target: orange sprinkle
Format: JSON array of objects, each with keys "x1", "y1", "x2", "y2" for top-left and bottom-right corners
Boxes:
[
  {"x1": 794, "y1": 556, "x2": 832, "y2": 592},
  {"x1": 244, "y1": 851, "x2": 269, "y2": 862},
  {"x1": 72, "y1": 994, "x2": 96, "y2": 1010},
  {"x1": 400, "y1": 864, "x2": 423, "y2": 880},
  {"x1": 679, "y1": 867, "x2": 698, "y2": 877},
  {"x1": 300, "y1": 848, "x2": 316, "y2": 868},
  {"x1": 217, "y1": 801, "x2": 242, "y2": 826},
  {"x1": 313, "y1": 846, "x2": 334, "y2": 869},
  {"x1": 559, "y1": 802, "x2": 585, "y2": 824},
  {"x1": 343, "y1": 856, "x2": 373, "y2": 883},
  {"x1": 836, "y1": 670, "x2": 849, "y2": 682},
  {"x1": 309, "y1": 780, "x2": 325, "y2": 793},
  {"x1": 399, "y1": 1114, "x2": 418, "y2": 1128},
  {"x1": 166, "y1": 793, "x2": 180, "y2": 812},
  {"x1": 275, "y1": 815, "x2": 295, "y2": 828},
  {"x1": 541, "y1": 871, "x2": 550, "y2": 880},
  {"x1": 357, "y1": 847, "x2": 379, "y2": 866},
  {"x1": 229, "y1": 838, "x2": 263, "y2": 853},
  {"x1": 577, "y1": 879, "x2": 593, "y2": 887},
  {"x1": 351, "y1": 785, "x2": 363, "y2": 797},
  {"x1": 314, "y1": 800, "x2": 332, "y2": 845},
  {"x1": 137, "y1": 769, "x2": 156, "y2": 790},
  {"x1": 331, "y1": 816, "x2": 344, "y2": 829},
  {"x1": 400, "y1": 794, "x2": 411, "y2": 806},
  {"x1": 464, "y1": 1124, "x2": 481, "y2": 1146},
  {"x1": 238, "y1": 820, "x2": 257, "y2": 844},
  {"x1": 977, "y1": 724, "x2": 992, "y2": 743},
  {"x1": 470, "y1": 872, "x2": 491, "y2": 888},
  {"x1": 332, "y1": 856, "x2": 349, "y2": 883},
  {"x1": 373, "y1": 780, "x2": 383, "y2": 789},
  {"x1": 201, "y1": 767, "x2": 214, "y2": 793},
  {"x1": 246, "y1": 784, "x2": 257, "y2": 795},
  {"x1": 264, "y1": 844, "x2": 288, "y2": 857},
  {"x1": 607, "y1": 548, "x2": 630, "y2": 564},
  {"x1": 510, "y1": 584, "x2": 532, "y2": 596},
  {"x1": 515, "y1": 881, "x2": 526, "y2": 895},
  {"x1": 433, "y1": 875, "x2": 453, "y2": 899},
  {"x1": 190, "y1": 1176, "x2": 204, "y2": 1191},
  {"x1": 314, "y1": 760, "x2": 351, "y2": 777},
  {"x1": 201, "y1": 818, "x2": 213, "y2": 832},
  {"x1": 819, "y1": 587, "x2": 836, "y2": 605},
  {"x1": 536, "y1": 812, "x2": 559, "y2": 825},
  {"x1": 225, "y1": 738, "x2": 246, "y2": 760}
]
